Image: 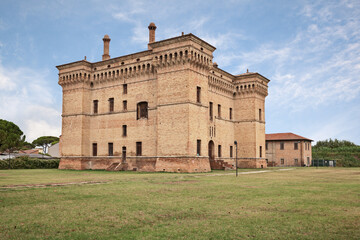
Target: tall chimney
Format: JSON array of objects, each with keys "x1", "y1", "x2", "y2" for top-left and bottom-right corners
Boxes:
[
  {"x1": 102, "y1": 34, "x2": 111, "y2": 61},
  {"x1": 148, "y1": 22, "x2": 157, "y2": 50}
]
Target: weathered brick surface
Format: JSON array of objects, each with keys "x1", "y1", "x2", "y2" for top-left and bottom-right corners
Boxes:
[
  {"x1": 266, "y1": 140, "x2": 312, "y2": 167},
  {"x1": 57, "y1": 24, "x2": 270, "y2": 172}
]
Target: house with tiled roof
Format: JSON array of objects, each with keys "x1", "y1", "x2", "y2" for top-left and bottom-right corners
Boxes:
[{"x1": 265, "y1": 133, "x2": 313, "y2": 167}]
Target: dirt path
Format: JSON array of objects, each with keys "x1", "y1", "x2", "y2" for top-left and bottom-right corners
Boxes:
[
  {"x1": 198, "y1": 168, "x2": 295, "y2": 177},
  {"x1": 0, "y1": 181, "x2": 108, "y2": 190}
]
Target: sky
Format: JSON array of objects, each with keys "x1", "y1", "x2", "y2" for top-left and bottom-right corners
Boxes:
[{"x1": 0, "y1": 0, "x2": 359, "y2": 145}]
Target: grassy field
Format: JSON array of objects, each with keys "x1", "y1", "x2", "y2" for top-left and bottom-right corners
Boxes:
[{"x1": 0, "y1": 168, "x2": 359, "y2": 239}]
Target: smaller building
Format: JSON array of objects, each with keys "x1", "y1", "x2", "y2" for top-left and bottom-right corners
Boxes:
[
  {"x1": 48, "y1": 142, "x2": 60, "y2": 158},
  {"x1": 265, "y1": 133, "x2": 312, "y2": 167}
]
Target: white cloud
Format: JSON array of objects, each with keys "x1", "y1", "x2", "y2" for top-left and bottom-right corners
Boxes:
[
  {"x1": 0, "y1": 60, "x2": 61, "y2": 142},
  {"x1": 232, "y1": 1, "x2": 360, "y2": 112}
]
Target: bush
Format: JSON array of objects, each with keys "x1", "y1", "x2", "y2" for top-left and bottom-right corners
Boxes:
[{"x1": 0, "y1": 156, "x2": 59, "y2": 169}]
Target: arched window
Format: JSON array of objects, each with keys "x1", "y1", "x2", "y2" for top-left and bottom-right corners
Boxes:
[{"x1": 137, "y1": 102, "x2": 148, "y2": 119}]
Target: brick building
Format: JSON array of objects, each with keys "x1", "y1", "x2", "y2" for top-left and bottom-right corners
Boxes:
[
  {"x1": 56, "y1": 23, "x2": 270, "y2": 172},
  {"x1": 265, "y1": 133, "x2": 313, "y2": 167}
]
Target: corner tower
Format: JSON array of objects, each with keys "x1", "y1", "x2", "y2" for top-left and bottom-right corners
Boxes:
[{"x1": 233, "y1": 72, "x2": 269, "y2": 168}]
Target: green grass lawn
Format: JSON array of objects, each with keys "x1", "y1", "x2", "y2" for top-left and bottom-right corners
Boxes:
[{"x1": 0, "y1": 168, "x2": 359, "y2": 239}]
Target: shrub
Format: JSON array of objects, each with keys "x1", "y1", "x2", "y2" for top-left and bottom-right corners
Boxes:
[{"x1": 0, "y1": 157, "x2": 59, "y2": 169}]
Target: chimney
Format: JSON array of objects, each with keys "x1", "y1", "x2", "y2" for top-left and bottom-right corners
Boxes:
[
  {"x1": 102, "y1": 34, "x2": 111, "y2": 61},
  {"x1": 148, "y1": 22, "x2": 157, "y2": 50}
]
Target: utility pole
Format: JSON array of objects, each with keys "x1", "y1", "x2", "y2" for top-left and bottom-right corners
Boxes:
[{"x1": 234, "y1": 141, "x2": 238, "y2": 177}]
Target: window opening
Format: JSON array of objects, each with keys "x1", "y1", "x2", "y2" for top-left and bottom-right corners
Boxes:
[
  {"x1": 92, "y1": 143, "x2": 97, "y2": 156},
  {"x1": 137, "y1": 102, "x2": 148, "y2": 119},
  {"x1": 197, "y1": 140, "x2": 201, "y2": 156},
  {"x1": 136, "y1": 142, "x2": 142, "y2": 156},
  {"x1": 123, "y1": 125, "x2": 127, "y2": 137},
  {"x1": 108, "y1": 143, "x2": 113, "y2": 156},
  {"x1": 109, "y1": 98, "x2": 114, "y2": 112},
  {"x1": 93, "y1": 100, "x2": 98, "y2": 114}
]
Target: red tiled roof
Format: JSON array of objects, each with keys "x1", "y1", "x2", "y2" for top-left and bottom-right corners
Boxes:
[{"x1": 266, "y1": 133, "x2": 313, "y2": 141}]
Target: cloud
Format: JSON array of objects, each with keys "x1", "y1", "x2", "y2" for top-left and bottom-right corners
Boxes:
[
  {"x1": 0, "y1": 60, "x2": 61, "y2": 142},
  {"x1": 230, "y1": 1, "x2": 360, "y2": 112}
]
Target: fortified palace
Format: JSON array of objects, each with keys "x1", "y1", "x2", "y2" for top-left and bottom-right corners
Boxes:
[{"x1": 56, "y1": 23, "x2": 270, "y2": 172}]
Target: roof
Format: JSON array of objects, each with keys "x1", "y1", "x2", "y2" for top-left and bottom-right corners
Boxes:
[{"x1": 266, "y1": 133, "x2": 313, "y2": 141}]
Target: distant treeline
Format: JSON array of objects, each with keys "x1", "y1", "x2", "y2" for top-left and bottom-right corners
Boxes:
[
  {"x1": 314, "y1": 139, "x2": 357, "y2": 148},
  {"x1": 313, "y1": 139, "x2": 360, "y2": 167}
]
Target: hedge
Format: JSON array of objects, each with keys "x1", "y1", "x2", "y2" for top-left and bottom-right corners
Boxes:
[{"x1": 0, "y1": 156, "x2": 59, "y2": 169}]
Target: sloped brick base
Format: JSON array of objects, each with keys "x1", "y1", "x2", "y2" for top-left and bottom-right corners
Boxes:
[
  {"x1": 59, "y1": 156, "x2": 211, "y2": 173},
  {"x1": 237, "y1": 158, "x2": 267, "y2": 168}
]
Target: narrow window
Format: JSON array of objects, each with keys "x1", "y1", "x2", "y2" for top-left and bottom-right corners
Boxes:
[
  {"x1": 137, "y1": 102, "x2": 148, "y2": 119},
  {"x1": 266, "y1": 142, "x2": 268, "y2": 150},
  {"x1": 259, "y1": 109, "x2": 262, "y2": 121},
  {"x1": 92, "y1": 143, "x2": 97, "y2": 156},
  {"x1": 294, "y1": 159, "x2": 298, "y2": 164},
  {"x1": 109, "y1": 98, "x2": 114, "y2": 112},
  {"x1": 229, "y1": 108, "x2": 232, "y2": 120},
  {"x1": 280, "y1": 142, "x2": 284, "y2": 150},
  {"x1": 123, "y1": 125, "x2": 127, "y2": 137},
  {"x1": 108, "y1": 142, "x2": 113, "y2": 156},
  {"x1": 230, "y1": 146, "x2": 233, "y2": 158},
  {"x1": 218, "y1": 145, "x2": 222, "y2": 157},
  {"x1": 93, "y1": 100, "x2": 98, "y2": 114},
  {"x1": 123, "y1": 84, "x2": 127, "y2": 94},
  {"x1": 123, "y1": 100, "x2": 127, "y2": 111},
  {"x1": 218, "y1": 104, "x2": 221, "y2": 118},
  {"x1": 307, "y1": 157, "x2": 310, "y2": 165},
  {"x1": 197, "y1": 139, "x2": 201, "y2": 156},
  {"x1": 294, "y1": 142, "x2": 298, "y2": 150},
  {"x1": 122, "y1": 146, "x2": 126, "y2": 162},
  {"x1": 266, "y1": 159, "x2": 268, "y2": 163},
  {"x1": 260, "y1": 146, "x2": 262, "y2": 158},
  {"x1": 196, "y1": 86, "x2": 201, "y2": 103},
  {"x1": 281, "y1": 158, "x2": 284, "y2": 165},
  {"x1": 136, "y1": 142, "x2": 142, "y2": 156},
  {"x1": 209, "y1": 102, "x2": 213, "y2": 121}
]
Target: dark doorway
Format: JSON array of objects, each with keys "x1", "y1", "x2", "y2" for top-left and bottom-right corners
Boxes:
[
  {"x1": 208, "y1": 140, "x2": 214, "y2": 161},
  {"x1": 122, "y1": 146, "x2": 126, "y2": 163}
]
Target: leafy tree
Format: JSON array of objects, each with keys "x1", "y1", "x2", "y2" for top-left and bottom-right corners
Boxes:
[
  {"x1": 21, "y1": 141, "x2": 35, "y2": 150},
  {"x1": 0, "y1": 119, "x2": 26, "y2": 160},
  {"x1": 32, "y1": 136, "x2": 59, "y2": 154}
]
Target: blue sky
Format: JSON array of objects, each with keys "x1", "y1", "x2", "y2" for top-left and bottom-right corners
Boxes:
[{"x1": 0, "y1": 0, "x2": 359, "y2": 144}]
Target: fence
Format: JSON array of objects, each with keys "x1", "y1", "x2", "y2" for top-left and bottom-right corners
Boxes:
[{"x1": 312, "y1": 159, "x2": 336, "y2": 167}]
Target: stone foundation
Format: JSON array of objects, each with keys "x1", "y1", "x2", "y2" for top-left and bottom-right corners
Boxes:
[{"x1": 59, "y1": 156, "x2": 211, "y2": 173}]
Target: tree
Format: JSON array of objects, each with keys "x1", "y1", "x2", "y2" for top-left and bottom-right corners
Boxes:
[
  {"x1": 0, "y1": 119, "x2": 26, "y2": 161},
  {"x1": 32, "y1": 136, "x2": 59, "y2": 154}
]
